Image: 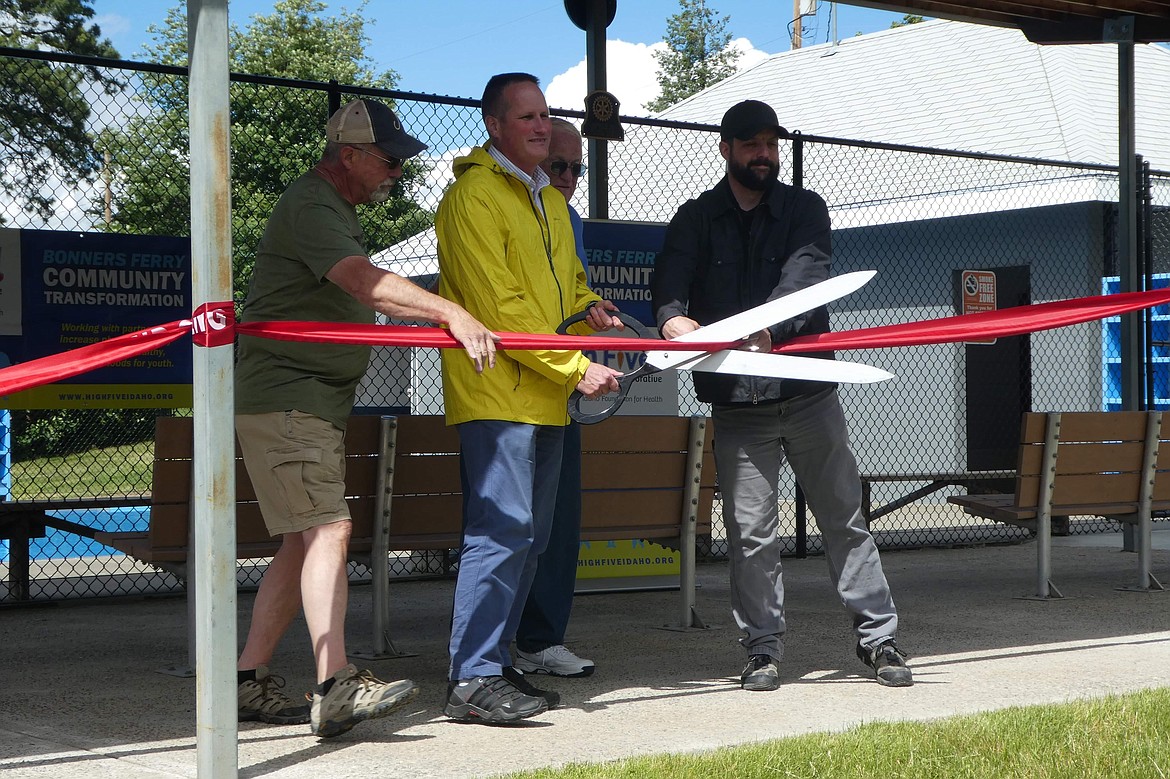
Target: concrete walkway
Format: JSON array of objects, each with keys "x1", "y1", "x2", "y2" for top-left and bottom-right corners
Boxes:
[{"x1": 2, "y1": 530, "x2": 1168, "y2": 778}]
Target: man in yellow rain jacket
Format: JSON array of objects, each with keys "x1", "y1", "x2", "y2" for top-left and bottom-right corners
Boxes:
[{"x1": 436, "y1": 72, "x2": 623, "y2": 724}]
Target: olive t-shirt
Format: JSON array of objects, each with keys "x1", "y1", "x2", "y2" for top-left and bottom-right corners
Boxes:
[{"x1": 234, "y1": 171, "x2": 375, "y2": 429}]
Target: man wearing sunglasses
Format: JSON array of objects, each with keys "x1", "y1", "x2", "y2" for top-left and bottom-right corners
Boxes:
[
  {"x1": 234, "y1": 98, "x2": 499, "y2": 738},
  {"x1": 511, "y1": 118, "x2": 596, "y2": 681}
]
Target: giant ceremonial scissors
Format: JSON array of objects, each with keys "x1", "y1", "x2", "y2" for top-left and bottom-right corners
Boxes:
[{"x1": 561, "y1": 270, "x2": 890, "y2": 424}]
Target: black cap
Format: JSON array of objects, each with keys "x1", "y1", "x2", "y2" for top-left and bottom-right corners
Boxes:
[
  {"x1": 720, "y1": 100, "x2": 787, "y2": 142},
  {"x1": 326, "y1": 99, "x2": 427, "y2": 160}
]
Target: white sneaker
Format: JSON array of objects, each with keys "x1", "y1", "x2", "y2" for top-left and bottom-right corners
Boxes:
[{"x1": 514, "y1": 644, "x2": 595, "y2": 677}]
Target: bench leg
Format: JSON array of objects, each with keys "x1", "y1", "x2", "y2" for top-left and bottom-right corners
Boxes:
[
  {"x1": 1016, "y1": 518, "x2": 1064, "y2": 600},
  {"x1": 660, "y1": 417, "x2": 711, "y2": 632},
  {"x1": 1017, "y1": 414, "x2": 1064, "y2": 601},
  {"x1": 1117, "y1": 512, "x2": 1166, "y2": 594},
  {"x1": 8, "y1": 529, "x2": 32, "y2": 601},
  {"x1": 351, "y1": 417, "x2": 419, "y2": 660}
]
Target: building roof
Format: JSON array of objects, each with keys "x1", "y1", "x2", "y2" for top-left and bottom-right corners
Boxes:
[{"x1": 658, "y1": 20, "x2": 1170, "y2": 169}]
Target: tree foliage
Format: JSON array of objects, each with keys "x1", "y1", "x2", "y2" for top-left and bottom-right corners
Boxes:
[
  {"x1": 890, "y1": 14, "x2": 927, "y2": 28},
  {"x1": 0, "y1": 0, "x2": 120, "y2": 225},
  {"x1": 97, "y1": 0, "x2": 433, "y2": 301},
  {"x1": 645, "y1": 0, "x2": 741, "y2": 113}
]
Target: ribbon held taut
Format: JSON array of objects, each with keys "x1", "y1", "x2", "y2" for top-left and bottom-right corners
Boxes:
[
  {"x1": 2, "y1": 284, "x2": 1170, "y2": 398},
  {"x1": 775, "y1": 288, "x2": 1170, "y2": 354}
]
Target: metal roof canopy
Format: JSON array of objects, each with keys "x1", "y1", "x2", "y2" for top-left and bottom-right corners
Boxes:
[
  {"x1": 186, "y1": 1, "x2": 1170, "y2": 775},
  {"x1": 844, "y1": 0, "x2": 1170, "y2": 43},
  {"x1": 844, "y1": 1, "x2": 1169, "y2": 411}
]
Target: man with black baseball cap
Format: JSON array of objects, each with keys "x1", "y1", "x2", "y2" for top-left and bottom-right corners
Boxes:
[
  {"x1": 234, "y1": 98, "x2": 499, "y2": 738},
  {"x1": 652, "y1": 99, "x2": 913, "y2": 693},
  {"x1": 326, "y1": 97, "x2": 428, "y2": 163},
  {"x1": 719, "y1": 99, "x2": 786, "y2": 142}
]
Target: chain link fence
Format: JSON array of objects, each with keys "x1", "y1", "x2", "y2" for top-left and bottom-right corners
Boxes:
[{"x1": 2, "y1": 49, "x2": 1168, "y2": 602}]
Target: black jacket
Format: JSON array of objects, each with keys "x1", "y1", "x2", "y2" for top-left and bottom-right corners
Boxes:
[{"x1": 651, "y1": 176, "x2": 836, "y2": 404}]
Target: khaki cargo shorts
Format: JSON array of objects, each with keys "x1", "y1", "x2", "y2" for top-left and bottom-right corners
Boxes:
[{"x1": 235, "y1": 410, "x2": 350, "y2": 536}]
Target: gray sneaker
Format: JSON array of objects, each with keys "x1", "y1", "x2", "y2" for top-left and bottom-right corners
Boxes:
[
  {"x1": 515, "y1": 644, "x2": 595, "y2": 677},
  {"x1": 857, "y1": 639, "x2": 914, "y2": 687},
  {"x1": 238, "y1": 665, "x2": 310, "y2": 725},
  {"x1": 740, "y1": 654, "x2": 780, "y2": 691},
  {"x1": 310, "y1": 664, "x2": 419, "y2": 738}
]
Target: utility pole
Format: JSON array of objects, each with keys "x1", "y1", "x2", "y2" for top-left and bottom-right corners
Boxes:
[{"x1": 792, "y1": 0, "x2": 802, "y2": 48}]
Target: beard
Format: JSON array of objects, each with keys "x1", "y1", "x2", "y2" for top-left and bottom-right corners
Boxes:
[
  {"x1": 728, "y1": 156, "x2": 779, "y2": 191},
  {"x1": 368, "y1": 178, "x2": 397, "y2": 203}
]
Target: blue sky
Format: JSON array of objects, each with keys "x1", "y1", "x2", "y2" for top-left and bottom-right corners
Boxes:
[{"x1": 88, "y1": 1, "x2": 913, "y2": 107}]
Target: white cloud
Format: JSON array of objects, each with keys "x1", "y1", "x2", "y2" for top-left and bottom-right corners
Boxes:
[
  {"x1": 414, "y1": 145, "x2": 475, "y2": 212},
  {"x1": 545, "y1": 39, "x2": 664, "y2": 117},
  {"x1": 545, "y1": 36, "x2": 771, "y2": 117}
]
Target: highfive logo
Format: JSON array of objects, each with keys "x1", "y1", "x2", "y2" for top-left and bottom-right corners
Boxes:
[{"x1": 185, "y1": 302, "x2": 235, "y2": 347}]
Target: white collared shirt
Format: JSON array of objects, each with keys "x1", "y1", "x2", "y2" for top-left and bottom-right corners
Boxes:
[{"x1": 488, "y1": 144, "x2": 551, "y2": 219}]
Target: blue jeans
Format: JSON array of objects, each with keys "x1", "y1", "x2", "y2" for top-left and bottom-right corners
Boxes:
[
  {"x1": 448, "y1": 420, "x2": 564, "y2": 680},
  {"x1": 516, "y1": 421, "x2": 582, "y2": 653}
]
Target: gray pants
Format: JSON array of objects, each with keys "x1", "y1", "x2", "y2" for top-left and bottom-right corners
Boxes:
[{"x1": 712, "y1": 388, "x2": 898, "y2": 662}]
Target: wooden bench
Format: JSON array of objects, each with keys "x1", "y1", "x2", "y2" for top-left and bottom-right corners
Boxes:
[
  {"x1": 94, "y1": 415, "x2": 385, "y2": 573},
  {"x1": 947, "y1": 411, "x2": 1168, "y2": 598},
  {"x1": 365, "y1": 414, "x2": 716, "y2": 655},
  {"x1": 93, "y1": 413, "x2": 715, "y2": 661}
]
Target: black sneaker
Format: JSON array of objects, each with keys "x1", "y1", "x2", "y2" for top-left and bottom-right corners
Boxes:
[
  {"x1": 444, "y1": 675, "x2": 548, "y2": 724},
  {"x1": 857, "y1": 639, "x2": 914, "y2": 687},
  {"x1": 502, "y1": 666, "x2": 560, "y2": 709},
  {"x1": 740, "y1": 654, "x2": 780, "y2": 691}
]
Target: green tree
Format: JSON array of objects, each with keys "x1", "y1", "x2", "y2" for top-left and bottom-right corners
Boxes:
[
  {"x1": 645, "y1": 0, "x2": 741, "y2": 113},
  {"x1": 97, "y1": 0, "x2": 432, "y2": 300},
  {"x1": 890, "y1": 14, "x2": 927, "y2": 28},
  {"x1": 0, "y1": 0, "x2": 120, "y2": 225}
]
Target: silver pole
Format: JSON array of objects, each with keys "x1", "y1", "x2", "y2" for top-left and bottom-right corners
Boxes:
[
  {"x1": 677, "y1": 417, "x2": 705, "y2": 628},
  {"x1": 188, "y1": 1, "x2": 238, "y2": 776},
  {"x1": 1112, "y1": 19, "x2": 1139, "y2": 412},
  {"x1": 586, "y1": 0, "x2": 608, "y2": 219}
]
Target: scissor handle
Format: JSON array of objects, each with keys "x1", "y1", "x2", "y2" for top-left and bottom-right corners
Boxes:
[
  {"x1": 557, "y1": 309, "x2": 651, "y2": 425},
  {"x1": 555, "y1": 308, "x2": 649, "y2": 338}
]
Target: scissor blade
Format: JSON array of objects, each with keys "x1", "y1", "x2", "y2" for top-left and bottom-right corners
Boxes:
[
  {"x1": 679, "y1": 350, "x2": 894, "y2": 384},
  {"x1": 651, "y1": 270, "x2": 876, "y2": 372}
]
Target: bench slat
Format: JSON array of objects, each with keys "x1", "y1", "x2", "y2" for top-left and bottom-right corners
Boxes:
[
  {"x1": 1020, "y1": 410, "x2": 1149, "y2": 443},
  {"x1": 581, "y1": 417, "x2": 695, "y2": 452},
  {"x1": 392, "y1": 455, "x2": 462, "y2": 494},
  {"x1": 393, "y1": 416, "x2": 460, "y2": 454},
  {"x1": 1016, "y1": 471, "x2": 1149, "y2": 507},
  {"x1": 1016, "y1": 440, "x2": 1147, "y2": 477}
]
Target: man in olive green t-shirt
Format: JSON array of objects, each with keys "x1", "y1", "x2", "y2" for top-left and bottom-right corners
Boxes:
[{"x1": 234, "y1": 99, "x2": 498, "y2": 739}]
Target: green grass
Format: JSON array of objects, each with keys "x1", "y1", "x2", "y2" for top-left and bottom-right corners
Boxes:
[
  {"x1": 9, "y1": 441, "x2": 154, "y2": 499},
  {"x1": 505, "y1": 688, "x2": 1170, "y2": 779}
]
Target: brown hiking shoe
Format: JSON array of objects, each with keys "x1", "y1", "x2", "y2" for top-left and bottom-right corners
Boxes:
[
  {"x1": 238, "y1": 665, "x2": 310, "y2": 725},
  {"x1": 310, "y1": 664, "x2": 419, "y2": 738}
]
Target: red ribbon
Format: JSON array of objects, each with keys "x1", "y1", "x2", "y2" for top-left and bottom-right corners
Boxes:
[
  {"x1": 0, "y1": 322, "x2": 188, "y2": 397},
  {"x1": 2, "y1": 287, "x2": 1168, "y2": 398},
  {"x1": 776, "y1": 288, "x2": 1170, "y2": 353},
  {"x1": 236, "y1": 321, "x2": 734, "y2": 354},
  {"x1": 190, "y1": 302, "x2": 235, "y2": 348}
]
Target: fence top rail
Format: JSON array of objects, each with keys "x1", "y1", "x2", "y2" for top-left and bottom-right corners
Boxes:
[{"x1": 3, "y1": 46, "x2": 1165, "y2": 177}]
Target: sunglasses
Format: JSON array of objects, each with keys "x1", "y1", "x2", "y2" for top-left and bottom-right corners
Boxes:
[
  {"x1": 354, "y1": 146, "x2": 403, "y2": 170},
  {"x1": 549, "y1": 160, "x2": 587, "y2": 178}
]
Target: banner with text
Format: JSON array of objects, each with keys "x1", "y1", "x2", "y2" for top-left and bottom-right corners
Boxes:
[
  {"x1": 0, "y1": 228, "x2": 192, "y2": 408},
  {"x1": 580, "y1": 219, "x2": 677, "y2": 417}
]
